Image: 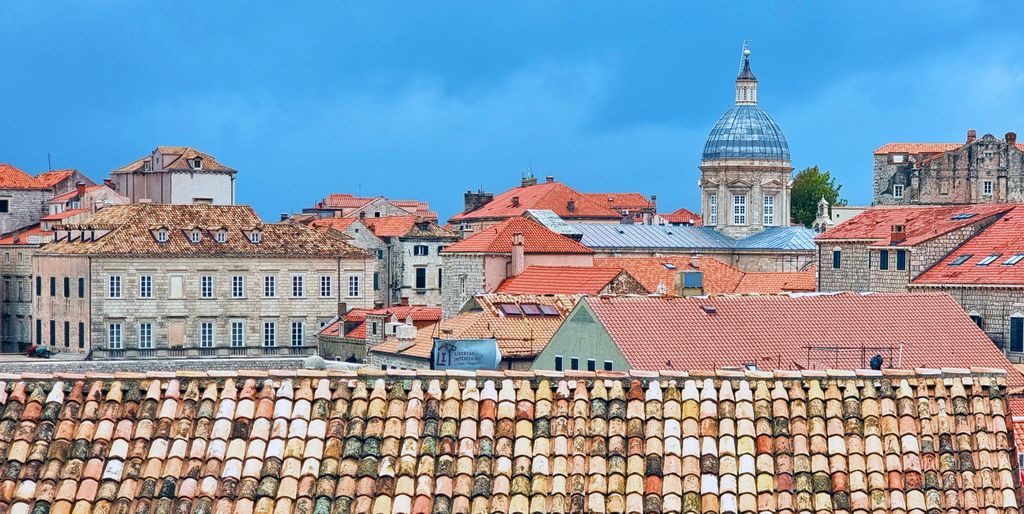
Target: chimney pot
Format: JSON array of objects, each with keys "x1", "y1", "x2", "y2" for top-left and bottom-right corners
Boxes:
[
  {"x1": 1007, "y1": 132, "x2": 1017, "y2": 145},
  {"x1": 337, "y1": 302, "x2": 348, "y2": 319},
  {"x1": 280, "y1": 213, "x2": 290, "y2": 222},
  {"x1": 75, "y1": 181, "x2": 87, "y2": 198},
  {"x1": 566, "y1": 199, "x2": 576, "y2": 213},
  {"x1": 511, "y1": 196, "x2": 520, "y2": 207},
  {"x1": 545, "y1": 176, "x2": 554, "y2": 183},
  {"x1": 967, "y1": 129, "x2": 977, "y2": 143},
  {"x1": 103, "y1": 178, "x2": 116, "y2": 190}
]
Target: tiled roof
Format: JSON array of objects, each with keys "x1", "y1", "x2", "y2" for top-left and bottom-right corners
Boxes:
[
  {"x1": 346, "y1": 306, "x2": 443, "y2": 324},
  {"x1": 39, "y1": 204, "x2": 369, "y2": 258},
  {"x1": 659, "y1": 207, "x2": 702, "y2": 226},
  {"x1": 873, "y1": 143, "x2": 964, "y2": 155},
  {"x1": 450, "y1": 181, "x2": 622, "y2": 222},
  {"x1": 447, "y1": 294, "x2": 581, "y2": 357},
  {"x1": 318, "y1": 318, "x2": 342, "y2": 338},
  {"x1": 574, "y1": 224, "x2": 817, "y2": 252},
  {"x1": 0, "y1": 224, "x2": 53, "y2": 246},
  {"x1": 315, "y1": 194, "x2": 433, "y2": 216},
  {"x1": 912, "y1": 206, "x2": 1024, "y2": 286},
  {"x1": 112, "y1": 146, "x2": 236, "y2": 174},
  {"x1": 442, "y1": 217, "x2": 592, "y2": 255},
  {"x1": 50, "y1": 185, "x2": 104, "y2": 203},
  {"x1": 594, "y1": 256, "x2": 816, "y2": 295},
  {"x1": 0, "y1": 368, "x2": 1016, "y2": 513},
  {"x1": 816, "y1": 204, "x2": 1012, "y2": 247},
  {"x1": 308, "y1": 217, "x2": 358, "y2": 233},
  {"x1": 584, "y1": 293, "x2": 1024, "y2": 389},
  {"x1": 362, "y1": 216, "x2": 456, "y2": 239},
  {"x1": 495, "y1": 266, "x2": 629, "y2": 294},
  {"x1": 582, "y1": 192, "x2": 654, "y2": 211},
  {"x1": 0, "y1": 163, "x2": 50, "y2": 190},
  {"x1": 40, "y1": 208, "x2": 90, "y2": 222},
  {"x1": 34, "y1": 169, "x2": 76, "y2": 188},
  {"x1": 365, "y1": 322, "x2": 438, "y2": 359}
]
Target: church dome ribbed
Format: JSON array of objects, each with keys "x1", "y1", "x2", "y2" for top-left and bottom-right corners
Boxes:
[{"x1": 701, "y1": 104, "x2": 790, "y2": 161}]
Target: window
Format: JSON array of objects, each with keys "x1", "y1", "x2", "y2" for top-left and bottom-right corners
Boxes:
[
  {"x1": 878, "y1": 250, "x2": 889, "y2": 270},
  {"x1": 200, "y1": 275, "x2": 214, "y2": 298},
  {"x1": 35, "y1": 319, "x2": 41, "y2": 344},
  {"x1": 138, "y1": 322, "x2": 153, "y2": 349},
  {"x1": 250, "y1": 231, "x2": 261, "y2": 243},
  {"x1": 708, "y1": 195, "x2": 717, "y2": 226},
  {"x1": 984, "y1": 180, "x2": 993, "y2": 196},
  {"x1": 291, "y1": 321, "x2": 304, "y2": 346},
  {"x1": 893, "y1": 184, "x2": 904, "y2": 199},
  {"x1": 414, "y1": 245, "x2": 429, "y2": 256},
  {"x1": 78, "y1": 277, "x2": 85, "y2": 298},
  {"x1": 732, "y1": 194, "x2": 746, "y2": 225},
  {"x1": 977, "y1": 254, "x2": 1001, "y2": 266},
  {"x1": 318, "y1": 275, "x2": 332, "y2": 298},
  {"x1": 49, "y1": 276, "x2": 56, "y2": 296},
  {"x1": 587, "y1": 359, "x2": 596, "y2": 372},
  {"x1": 139, "y1": 275, "x2": 153, "y2": 298},
  {"x1": 375, "y1": 249, "x2": 384, "y2": 260},
  {"x1": 896, "y1": 250, "x2": 907, "y2": 271},
  {"x1": 3, "y1": 252, "x2": 8, "y2": 263},
  {"x1": 232, "y1": 276, "x2": 245, "y2": 298},
  {"x1": 348, "y1": 275, "x2": 360, "y2": 297},
  {"x1": 373, "y1": 272, "x2": 380, "y2": 291},
  {"x1": 191, "y1": 230, "x2": 202, "y2": 243},
  {"x1": 200, "y1": 322, "x2": 214, "y2": 348},
  {"x1": 292, "y1": 275, "x2": 304, "y2": 297},
  {"x1": 49, "y1": 320, "x2": 55, "y2": 347},
  {"x1": 0, "y1": 199, "x2": 8, "y2": 213},
  {"x1": 263, "y1": 321, "x2": 276, "y2": 347},
  {"x1": 231, "y1": 321, "x2": 245, "y2": 347},
  {"x1": 554, "y1": 355, "x2": 563, "y2": 371},
  {"x1": 1004, "y1": 254, "x2": 1024, "y2": 266},
  {"x1": 108, "y1": 323, "x2": 123, "y2": 349},
  {"x1": 438, "y1": 268, "x2": 443, "y2": 289},
  {"x1": 36, "y1": 276, "x2": 41, "y2": 296},
  {"x1": 62, "y1": 277, "x2": 70, "y2": 298},
  {"x1": 892, "y1": 154, "x2": 906, "y2": 163},
  {"x1": 109, "y1": 275, "x2": 122, "y2": 298},
  {"x1": 264, "y1": 275, "x2": 277, "y2": 298},
  {"x1": 763, "y1": 195, "x2": 775, "y2": 226},
  {"x1": 415, "y1": 268, "x2": 427, "y2": 289},
  {"x1": 948, "y1": 254, "x2": 972, "y2": 266},
  {"x1": 78, "y1": 322, "x2": 85, "y2": 349},
  {"x1": 156, "y1": 230, "x2": 168, "y2": 243},
  {"x1": 1011, "y1": 316, "x2": 1024, "y2": 353},
  {"x1": 832, "y1": 248, "x2": 842, "y2": 269},
  {"x1": 570, "y1": 357, "x2": 579, "y2": 370},
  {"x1": 371, "y1": 322, "x2": 378, "y2": 335},
  {"x1": 969, "y1": 314, "x2": 984, "y2": 330},
  {"x1": 216, "y1": 230, "x2": 227, "y2": 243},
  {"x1": 604, "y1": 360, "x2": 614, "y2": 371}
]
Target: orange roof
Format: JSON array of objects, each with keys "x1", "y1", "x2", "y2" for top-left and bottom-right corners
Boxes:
[
  {"x1": 582, "y1": 192, "x2": 654, "y2": 211},
  {"x1": 449, "y1": 181, "x2": 621, "y2": 222},
  {"x1": 874, "y1": 141, "x2": 1024, "y2": 155},
  {"x1": 40, "y1": 208, "x2": 90, "y2": 222},
  {"x1": 735, "y1": 265, "x2": 817, "y2": 293},
  {"x1": 34, "y1": 169, "x2": 76, "y2": 188},
  {"x1": 0, "y1": 163, "x2": 49, "y2": 190},
  {"x1": 344, "y1": 305, "x2": 442, "y2": 324},
  {"x1": 496, "y1": 266, "x2": 628, "y2": 294},
  {"x1": 308, "y1": 217, "x2": 358, "y2": 232},
  {"x1": 659, "y1": 207, "x2": 702, "y2": 226},
  {"x1": 912, "y1": 205, "x2": 1024, "y2": 286},
  {"x1": 0, "y1": 224, "x2": 53, "y2": 246},
  {"x1": 816, "y1": 204, "x2": 1013, "y2": 246},
  {"x1": 442, "y1": 217, "x2": 592, "y2": 255},
  {"x1": 594, "y1": 256, "x2": 816, "y2": 295},
  {"x1": 366, "y1": 322, "x2": 438, "y2": 359},
  {"x1": 50, "y1": 185, "x2": 103, "y2": 203},
  {"x1": 112, "y1": 146, "x2": 236, "y2": 174}
]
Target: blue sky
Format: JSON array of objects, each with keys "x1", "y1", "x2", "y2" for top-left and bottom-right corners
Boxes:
[{"x1": 3, "y1": 2, "x2": 1024, "y2": 221}]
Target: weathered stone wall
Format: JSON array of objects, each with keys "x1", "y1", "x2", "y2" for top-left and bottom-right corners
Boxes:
[
  {"x1": 699, "y1": 161, "x2": 792, "y2": 239},
  {"x1": 0, "y1": 356, "x2": 309, "y2": 374},
  {"x1": 909, "y1": 284, "x2": 1024, "y2": 361},
  {"x1": 816, "y1": 242, "x2": 871, "y2": 292},
  {"x1": 393, "y1": 238, "x2": 450, "y2": 307},
  {"x1": 0, "y1": 189, "x2": 49, "y2": 234},
  {"x1": 339, "y1": 222, "x2": 387, "y2": 307},
  {"x1": 440, "y1": 253, "x2": 485, "y2": 317},
  {"x1": 600, "y1": 272, "x2": 649, "y2": 295},
  {"x1": 0, "y1": 244, "x2": 39, "y2": 352},
  {"x1": 589, "y1": 248, "x2": 813, "y2": 273},
  {"x1": 366, "y1": 350, "x2": 429, "y2": 370}
]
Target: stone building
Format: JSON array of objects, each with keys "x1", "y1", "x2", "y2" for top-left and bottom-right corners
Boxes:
[
  {"x1": 109, "y1": 146, "x2": 237, "y2": 205},
  {"x1": 699, "y1": 47, "x2": 794, "y2": 239},
  {"x1": 873, "y1": 130, "x2": 1024, "y2": 206},
  {"x1": 302, "y1": 193, "x2": 435, "y2": 220},
  {"x1": 32, "y1": 204, "x2": 373, "y2": 358},
  {"x1": 46, "y1": 181, "x2": 129, "y2": 216},
  {"x1": 0, "y1": 225, "x2": 54, "y2": 353},
  {"x1": 304, "y1": 217, "x2": 387, "y2": 307},
  {"x1": 440, "y1": 217, "x2": 594, "y2": 317},
  {"x1": 317, "y1": 304, "x2": 441, "y2": 361},
  {"x1": 35, "y1": 169, "x2": 95, "y2": 196},
  {"x1": 0, "y1": 163, "x2": 52, "y2": 235},
  {"x1": 815, "y1": 204, "x2": 1010, "y2": 293}
]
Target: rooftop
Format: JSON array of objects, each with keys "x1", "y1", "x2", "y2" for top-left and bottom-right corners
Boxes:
[
  {"x1": 112, "y1": 146, "x2": 236, "y2": 174},
  {"x1": 874, "y1": 141, "x2": 1024, "y2": 155},
  {"x1": 581, "y1": 192, "x2": 654, "y2": 211},
  {"x1": 0, "y1": 368, "x2": 1014, "y2": 513},
  {"x1": 444, "y1": 293, "x2": 580, "y2": 358},
  {"x1": 442, "y1": 217, "x2": 592, "y2": 255},
  {"x1": 495, "y1": 266, "x2": 629, "y2": 295},
  {"x1": 314, "y1": 194, "x2": 433, "y2": 217},
  {"x1": 0, "y1": 224, "x2": 53, "y2": 246},
  {"x1": 361, "y1": 216, "x2": 455, "y2": 239},
  {"x1": 572, "y1": 223, "x2": 816, "y2": 251},
  {"x1": 450, "y1": 180, "x2": 622, "y2": 222},
  {"x1": 658, "y1": 207, "x2": 702, "y2": 226},
  {"x1": 0, "y1": 163, "x2": 49, "y2": 190},
  {"x1": 593, "y1": 256, "x2": 816, "y2": 295},
  {"x1": 34, "y1": 169, "x2": 77, "y2": 188},
  {"x1": 912, "y1": 205, "x2": 1024, "y2": 286},
  {"x1": 816, "y1": 204, "x2": 1012, "y2": 247}
]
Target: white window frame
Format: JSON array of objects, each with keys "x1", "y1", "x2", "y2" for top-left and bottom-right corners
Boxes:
[
  {"x1": 191, "y1": 230, "x2": 202, "y2": 243},
  {"x1": 108, "y1": 275, "x2": 122, "y2": 299},
  {"x1": 732, "y1": 194, "x2": 747, "y2": 225},
  {"x1": 292, "y1": 274, "x2": 305, "y2": 298},
  {"x1": 264, "y1": 275, "x2": 277, "y2": 298},
  {"x1": 250, "y1": 230, "x2": 261, "y2": 243},
  {"x1": 216, "y1": 230, "x2": 227, "y2": 243},
  {"x1": 348, "y1": 275, "x2": 360, "y2": 298},
  {"x1": 230, "y1": 321, "x2": 245, "y2": 347},
  {"x1": 984, "y1": 180, "x2": 993, "y2": 196},
  {"x1": 138, "y1": 322, "x2": 153, "y2": 349},
  {"x1": 200, "y1": 321, "x2": 214, "y2": 348},
  {"x1": 263, "y1": 321, "x2": 276, "y2": 347},
  {"x1": 200, "y1": 275, "x2": 214, "y2": 298},
  {"x1": 139, "y1": 275, "x2": 153, "y2": 298},
  {"x1": 893, "y1": 184, "x2": 904, "y2": 199},
  {"x1": 291, "y1": 321, "x2": 304, "y2": 347},
  {"x1": 231, "y1": 276, "x2": 245, "y2": 298},
  {"x1": 320, "y1": 275, "x2": 333, "y2": 298},
  {"x1": 108, "y1": 322, "x2": 123, "y2": 349},
  {"x1": 763, "y1": 194, "x2": 775, "y2": 226},
  {"x1": 156, "y1": 229, "x2": 168, "y2": 243},
  {"x1": 413, "y1": 245, "x2": 429, "y2": 256},
  {"x1": 708, "y1": 194, "x2": 718, "y2": 226}
]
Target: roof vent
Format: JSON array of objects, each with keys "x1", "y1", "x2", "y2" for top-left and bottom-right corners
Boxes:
[
  {"x1": 511, "y1": 196, "x2": 520, "y2": 207},
  {"x1": 701, "y1": 304, "x2": 716, "y2": 315}
]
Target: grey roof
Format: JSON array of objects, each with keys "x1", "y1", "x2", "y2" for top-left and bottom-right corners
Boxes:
[
  {"x1": 702, "y1": 105, "x2": 790, "y2": 161},
  {"x1": 571, "y1": 223, "x2": 816, "y2": 252},
  {"x1": 524, "y1": 209, "x2": 583, "y2": 238}
]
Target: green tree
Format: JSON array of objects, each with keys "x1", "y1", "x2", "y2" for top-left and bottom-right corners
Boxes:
[{"x1": 791, "y1": 165, "x2": 846, "y2": 227}]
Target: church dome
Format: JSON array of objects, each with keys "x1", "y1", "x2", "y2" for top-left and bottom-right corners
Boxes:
[{"x1": 701, "y1": 104, "x2": 790, "y2": 161}]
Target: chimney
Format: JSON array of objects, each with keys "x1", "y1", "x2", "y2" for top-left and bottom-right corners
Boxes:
[
  {"x1": 1007, "y1": 132, "x2": 1017, "y2": 146},
  {"x1": 521, "y1": 175, "x2": 537, "y2": 187},
  {"x1": 690, "y1": 253, "x2": 700, "y2": 269},
  {"x1": 675, "y1": 270, "x2": 705, "y2": 297},
  {"x1": 511, "y1": 196, "x2": 520, "y2": 207},
  {"x1": 103, "y1": 178, "x2": 116, "y2": 190},
  {"x1": 510, "y1": 232, "x2": 525, "y2": 277},
  {"x1": 280, "y1": 213, "x2": 290, "y2": 222},
  {"x1": 396, "y1": 323, "x2": 417, "y2": 351},
  {"x1": 566, "y1": 199, "x2": 576, "y2": 213},
  {"x1": 545, "y1": 176, "x2": 555, "y2": 183},
  {"x1": 967, "y1": 129, "x2": 977, "y2": 144},
  {"x1": 651, "y1": 194, "x2": 657, "y2": 207},
  {"x1": 75, "y1": 181, "x2": 86, "y2": 199},
  {"x1": 337, "y1": 301, "x2": 348, "y2": 319},
  {"x1": 464, "y1": 189, "x2": 494, "y2": 213},
  {"x1": 400, "y1": 297, "x2": 409, "y2": 306},
  {"x1": 890, "y1": 224, "x2": 907, "y2": 244}
]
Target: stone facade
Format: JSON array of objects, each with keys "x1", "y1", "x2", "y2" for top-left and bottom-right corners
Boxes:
[
  {"x1": 366, "y1": 350, "x2": 429, "y2": 370},
  {"x1": 0, "y1": 243, "x2": 39, "y2": 352},
  {"x1": 0, "y1": 189, "x2": 50, "y2": 234},
  {"x1": 32, "y1": 255, "x2": 373, "y2": 357},
  {"x1": 874, "y1": 132, "x2": 1024, "y2": 206},
  {"x1": 440, "y1": 253, "x2": 486, "y2": 317},
  {"x1": 332, "y1": 220, "x2": 387, "y2": 307},
  {"x1": 387, "y1": 238, "x2": 452, "y2": 306},
  {"x1": 908, "y1": 284, "x2": 1024, "y2": 361},
  {"x1": 700, "y1": 161, "x2": 793, "y2": 239},
  {"x1": 110, "y1": 146, "x2": 237, "y2": 205}
]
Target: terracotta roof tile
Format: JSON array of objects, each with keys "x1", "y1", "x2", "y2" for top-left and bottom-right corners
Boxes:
[
  {"x1": 582, "y1": 192, "x2": 654, "y2": 211},
  {"x1": 496, "y1": 266, "x2": 629, "y2": 294},
  {"x1": 50, "y1": 185, "x2": 104, "y2": 203},
  {"x1": 111, "y1": 146, "x2": 236, "y2": 174},
  {"x1": 0, "y1": 163, "x2": 50, "y2": 190},
  {"x1": 40, "y1": 208, "x2": 90, "y2": 222},
  {"x1": 659, "y1": 207, "x2": 702, "y2": 226},
  {"x1": 912, "y1": 205, "x2": 1024, "y2": 286},
  {"x1": 0, "y1": 224, "x2": 53, "y2": 246},
  {"x1": 442, "y1": 217, "x2": 592, "y2": 254},
  {"x1": 583, "y1": 293, "x2": 1024, "y2": 390},
  {"x1": 450, "y1": 181, "x2": 621, "y2": 222},
  {"x1": 873, "y1": 143, "x2": 965, "y2": 155},
  {"x1": 361, "y1": 216, "x2": 455, "y2": 238},
  {"x1": 365, "y1": 322, "x2": 438, "y2": 359},
  {"x1": 593, "y1": 256, "x2": 814, "y2": 295},
  {"x1": 0, "y1": 368, "x2": 1016, "y2": 513},
  {"x1": 816, "y1": 204, "x2": 1012, "y2": 246},
  {"x1": 436, "y1": 294, "x2": 581, "y2": 357},
  {"x1": 308, "y1": 217, "x2": 358, "y2": 232},
  {"x1": 34, "y1": 169, "x2": 77, "y2": 188}
]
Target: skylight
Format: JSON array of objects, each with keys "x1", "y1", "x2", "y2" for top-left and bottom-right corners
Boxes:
[
  {"x1": 663, "y1": 263, "x2": 677, "y2": 270},
  {"x1": 497, "y1": 303, "x2": 521, "y2": 316},
  {"x1": 948, "y1": 254, "x2": 972, "y2": 266},
  {"x1": 520, "y1": 303, "x2": 542, "y2": 316},
  {"x1": 1003, "y1": 254, "x2": 1024, "y2": 266},
  {"x1": 538, "y1": 305, "x2": 559, "y2": 316},
  {"x1": 977, "y1": 254, "x2": 1001, "y2": 266},
  {"x1": 950, "y1": 213, "x2": 977, "y2": 220}
]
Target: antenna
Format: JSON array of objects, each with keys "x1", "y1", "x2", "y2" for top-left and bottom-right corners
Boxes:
[
  {"x1": 738, "y1": 37, "x2": 750, "y2": 74},
  {"x1": 47, "y1": 153, "x2": 52, "y2": 172}
]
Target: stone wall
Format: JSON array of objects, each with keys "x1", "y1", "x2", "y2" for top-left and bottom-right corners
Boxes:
[
  {"x1": 392, "y1": 238, "x2": 449, "y2": 306},
  {"x1": 699, "y1": 161, "x2": 792, "y2": 239},
  {"x1": 816, "y1": 242, "x2": 871, "y2": 292},
  {"x1": 0, "y1": 356, "x2": 309, "y2": 374},
  {"x1": 0, "y1": 244, "x2": 39, "y2": 352},
  {"x1": 600, "y1": 272, "x2": 649, "y2": 295},
  {"x1": 909, "y1": 284, "x2": 1024, "y2": 361},
  {"x1": 339, "y1": 221, "x2": 386, "y2": 307},
  {"x1": 366, "y1": 350, "x2": 430, "y2": 370},
  {"x1": 0, "y1": 189, "x2": 49, "y2": 234},
  {"x1": 440, "y1": 253, "x2": 485, "y2": 317}
]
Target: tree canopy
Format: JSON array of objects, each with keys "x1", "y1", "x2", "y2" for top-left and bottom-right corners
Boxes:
[{"x1": 791, "y1": 165, "x2": 845, "y2": 227}]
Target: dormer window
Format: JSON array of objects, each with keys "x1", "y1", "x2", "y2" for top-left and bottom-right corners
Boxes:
[
  {"x1": 216, "y1": 229, "x2": 227, "y2": 243},
  {"x1": 156, "y1": 229, "x2": 168, "y2": 243},
  {"x1": 249, "y1": 230, "x2": 261, "y2": 244},
  {"x1": 190, "y1": 157, "x2": 203, "y2": 170},
  {"x1": 191, "y1": 229, "x2": 202, "y2": 243}
]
